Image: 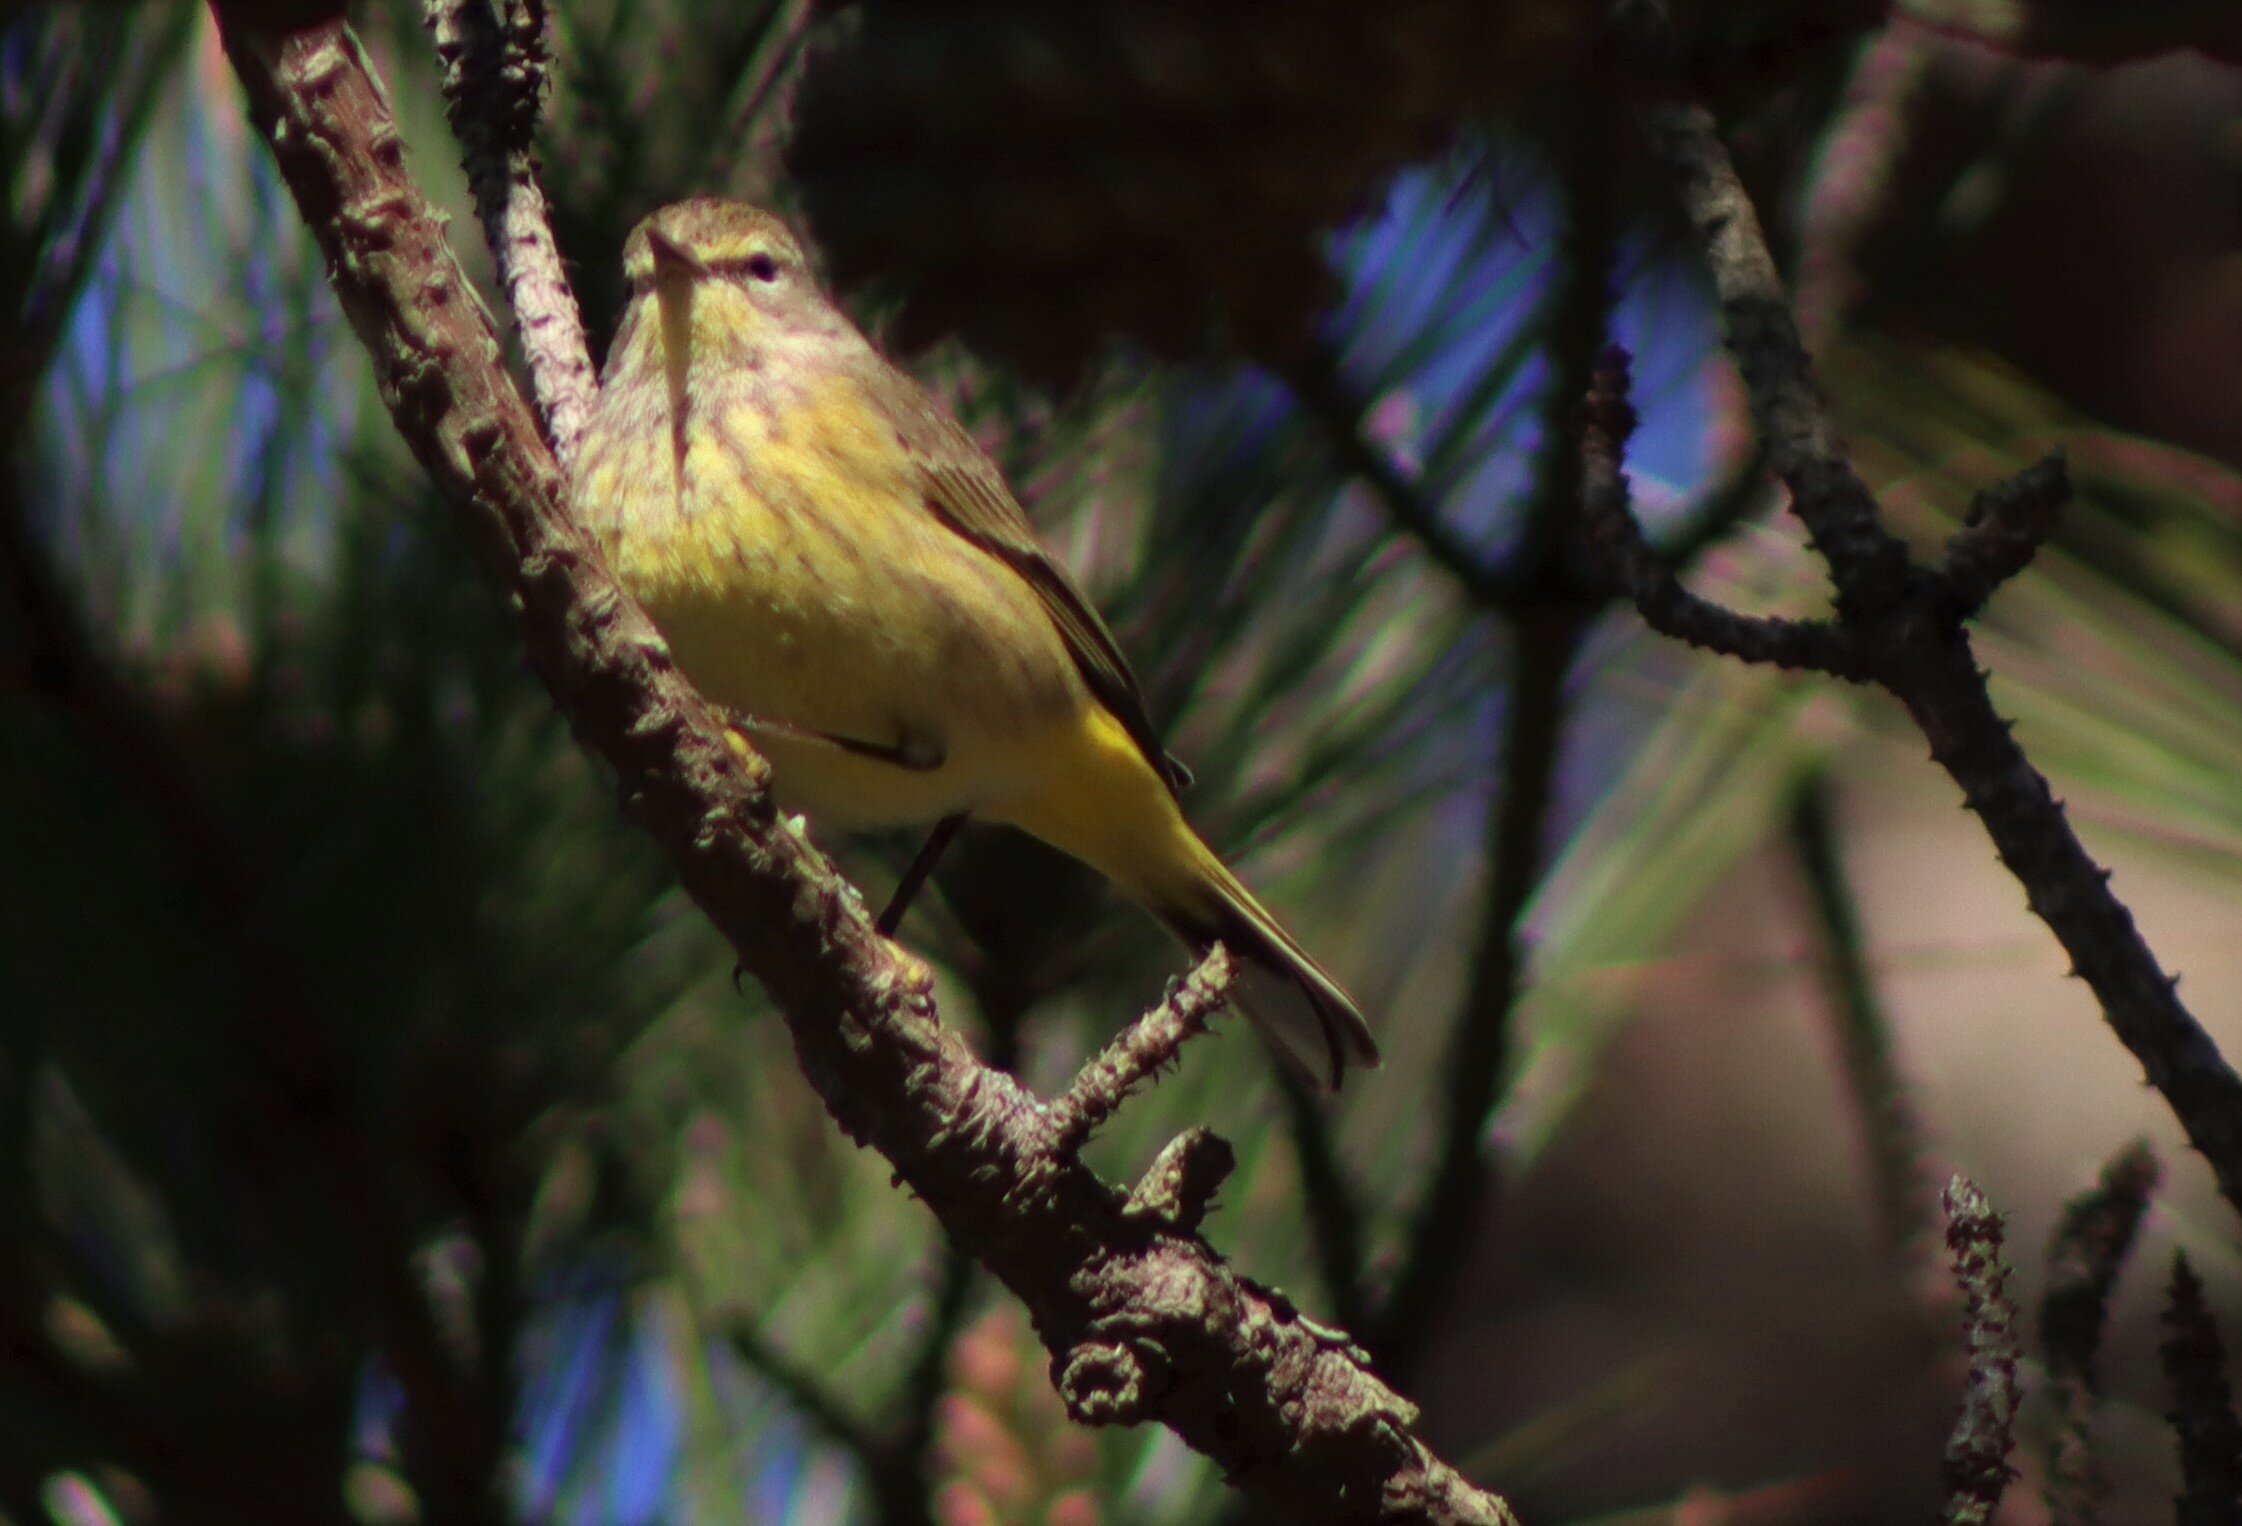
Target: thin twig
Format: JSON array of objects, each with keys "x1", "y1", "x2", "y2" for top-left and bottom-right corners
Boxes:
[
  {"x1": 1047, "y1": 947, "x2": 1233, "y2": 1158},
  {"x1": 1941, "y1": 1176, "x2": 2021, "y2": 1526},
  {"x1": 212, "y1": 18, "x2": 1515, "y2": 1518},
  {"x1": 1580, "y1": 352, "x2": 1872, "y2": 678},
  {"x1": 1608, "y1": 0, "x2": 2242, "y2": 1226},
  {"x1": 1375, "y1": 119, "x2": 1614, "y2": 1376},
  {"x1": 1278, "y1": 346, "x2": 1519, "y2": 610},
  {"x1": 425, "y1": 0, "x2": 598, "y2": 472},
  {"x1": 1937, "y1": 452, "x2": 2071, "y2": 617},
  {"x1": 728, "y1": 1321, "x2": 887, "y2": 1459},
  {"x1": 1617, "y1": 0, "x2": 1915, "y2": 622},
  {"x1": 1787, "y1": 768, "x2": 1935, "y2": 1262},
  {"x1": 2162, "y1": 1252, "x2": 2242, "y2": 1526},
  {"x1": 2041, "y1": 1140, "x2": 2161, "y2": 1526}
]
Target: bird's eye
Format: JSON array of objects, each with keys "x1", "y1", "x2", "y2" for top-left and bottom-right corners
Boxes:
[{"x1": 744, "y1": 253, "x2": 781, "y2": 283}]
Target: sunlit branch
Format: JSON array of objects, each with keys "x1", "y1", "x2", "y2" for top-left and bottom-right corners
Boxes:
[
  {"x1": 212, "y1": 11, "x2": 1517, "y2": 1518},
  {"x1": 426, "y1": 0, "x2": 598, "y2": 472},
  {"x1": 1048, "y1": 946, "x2": 1233, "y2": 1157}
]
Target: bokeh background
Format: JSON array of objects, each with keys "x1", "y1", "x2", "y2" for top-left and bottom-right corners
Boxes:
[{"x1": 4, "y1": 1, "x2": 2241, "y2": 1522}]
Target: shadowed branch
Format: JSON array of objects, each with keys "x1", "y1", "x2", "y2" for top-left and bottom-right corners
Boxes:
[
  {"x1": 1786, "y1": 768, "x2": 1934, "y2": 1262},
  {"x1": 2040, "y1": 1140, "x2": 2160, "y2": 1525},
  {"x1": 2161, "y1": 1252, "x2": 2242, "y2": 1525},
  {"x1": 1600, "y1": 0, "x2": 2242, "y2": 1227}
]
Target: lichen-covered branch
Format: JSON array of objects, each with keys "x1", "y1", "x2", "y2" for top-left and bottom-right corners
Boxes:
[
  {"x1": 424, "y1": 0, "x2": 597, "y2": 470},
  {"x1": 1048, "y1": 947, "x2": 1233, "y2": 1157},
  {"x1": 209, "y1": 11, "x2": 1514, "y2": 1520},
  {"x1": 1604, "y1": 0, "x2": 2242, "y2": 1226},
  {"x1": 1941, "y1": 1177, "x2": 2020, "y2": 1526}
]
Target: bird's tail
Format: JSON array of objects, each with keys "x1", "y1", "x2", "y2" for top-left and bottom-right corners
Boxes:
[{"x1": 1145, "y1": 831, "x2": 1381, "y2": 1090}]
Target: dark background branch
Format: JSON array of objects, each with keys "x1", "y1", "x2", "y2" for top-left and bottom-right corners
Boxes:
[
  {"x1": 1607, "y1": 0, "x2": 2242, "y2": 1227},
  {"x1": 2040, "y1": 1141, "x2": 2161, "y2": 1525},
  {"x1": 1787, "y1": 767, "x2": 1934, "y2": 1263}
]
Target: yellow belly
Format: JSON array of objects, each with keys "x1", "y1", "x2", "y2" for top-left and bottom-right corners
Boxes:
[{"x1": 579, "y1": 404, "x2": 1088, "y2": 830}]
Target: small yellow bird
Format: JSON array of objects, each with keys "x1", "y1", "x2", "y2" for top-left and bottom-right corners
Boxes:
[{"x1": 572, "y1": 198, "x2": 1378, "y2": 1087}]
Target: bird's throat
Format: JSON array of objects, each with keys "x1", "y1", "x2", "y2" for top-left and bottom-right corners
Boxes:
[{"x1": 657, "y1": 281, "x2": 694, "y2": 501}]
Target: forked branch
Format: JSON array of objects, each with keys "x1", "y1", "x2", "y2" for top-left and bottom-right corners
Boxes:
[{"x1": 1599, "y1": 0, "x2": 2242, "y2": 1226}]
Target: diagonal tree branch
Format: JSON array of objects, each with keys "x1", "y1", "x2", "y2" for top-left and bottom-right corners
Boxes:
[
  {"x1": 209, "y1": 11, "x2": 1515, "y2": 1521},
  {"x1": 1616, "y1": 1, "x2": 1917, "y2": 626},
  {"x1": 1603, "y1": 0, "x2": 2242, "y2": 1226}
]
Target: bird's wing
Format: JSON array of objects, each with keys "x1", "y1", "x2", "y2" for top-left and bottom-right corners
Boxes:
[{"x1": 869, "y1": 367, "x2": 1185, "y2": 796}]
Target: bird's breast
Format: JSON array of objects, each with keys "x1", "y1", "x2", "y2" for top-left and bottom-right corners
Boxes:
[{"x1": 573, "y1": 372, "x2": 1088, "y2": 829}]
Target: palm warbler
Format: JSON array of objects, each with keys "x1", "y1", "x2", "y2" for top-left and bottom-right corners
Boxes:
[{"x1": 572, "y1": 198, "x2": 1378, "y2": 1087}]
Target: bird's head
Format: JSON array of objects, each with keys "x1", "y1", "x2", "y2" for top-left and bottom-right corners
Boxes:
[{"x1": 611, "y1": 198, "x2": 838, "y2": 376}]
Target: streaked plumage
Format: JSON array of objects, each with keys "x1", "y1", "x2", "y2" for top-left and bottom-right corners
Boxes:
[{"x1": 573, "y1": 198, "x2": 1378, "y2": 1086}]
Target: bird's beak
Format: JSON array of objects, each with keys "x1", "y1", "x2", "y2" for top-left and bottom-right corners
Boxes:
[{"x1": 644, "y1": 227, "x2": 708, "y2": 282}]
